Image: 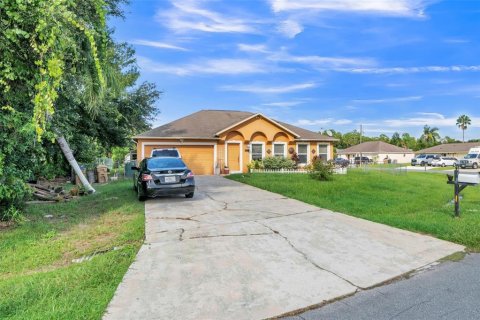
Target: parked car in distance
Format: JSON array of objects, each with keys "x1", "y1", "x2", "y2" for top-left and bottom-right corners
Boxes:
[
  {"x1": 431, "y1": 157, "x2": 458, "y2": 167},
  {"x1": 354, "y1": 156, "x2": 372, "y2": 165},
  {"x1": 411, "y1": 154, "x2": 437, "y2": 166},
  {"x1": 151, "y1": 148, "x2": 181, "y2": 158},
  {"x1": 132, "y1": 157, "x2": 195, "y2": 201},
  {"x1": 334, "y1": 158, "x2": 350, "y2": 167}
]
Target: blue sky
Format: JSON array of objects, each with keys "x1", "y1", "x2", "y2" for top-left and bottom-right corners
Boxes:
[{"x1": 110, "y1": 0, "x2": 480, "y2": 140}]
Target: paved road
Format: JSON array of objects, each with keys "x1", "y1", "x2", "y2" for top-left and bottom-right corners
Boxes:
[
  {"x1": 284, "y1": 254, "x2": 480, "y2": 320},
  {"x1": 104, "y1": 176, "x2": 463, "y2": 320}
]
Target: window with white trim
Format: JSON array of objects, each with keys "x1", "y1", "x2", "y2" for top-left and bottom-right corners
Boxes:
[
  {"x1": 273, "y1": 143, "x2": 286, "y2": 158},
  {"x1": 297, "y1": 144, "x2": 308, "y2": 164},
  {"x1": 251, "y1": 143, "x2": 264, "y2": 160},
  {"x1": 317, "y1": 144, "x2": 329, "y2": 162}
]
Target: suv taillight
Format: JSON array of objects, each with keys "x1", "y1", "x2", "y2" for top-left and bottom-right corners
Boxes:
[{"x1": 141, "y1": 174, "x2": 153, "y2": 181}]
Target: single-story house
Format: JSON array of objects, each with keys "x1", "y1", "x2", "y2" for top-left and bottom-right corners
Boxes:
[
  {"x1": 133, "y1": 110, "x2": 337, "y2": 175},
  {"x1": 416, "y1": 142, "x2": 480, "y2": 159},
  {"x1": 337, "y1": 141, "x2": 414, "y2": 164}
]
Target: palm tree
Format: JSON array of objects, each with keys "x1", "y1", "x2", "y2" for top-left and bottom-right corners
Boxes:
[
  {"x1": 420, "y1": 125, "x2": 441, "y2": 145},
  {"x1": 456, "y1": 115, "x2": 471, "y2": 143}
]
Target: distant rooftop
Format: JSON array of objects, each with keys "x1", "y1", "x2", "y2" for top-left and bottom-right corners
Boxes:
[
  {"x1": 416, "y1": 142, "x2": 480, "y2": 154},
  {"x1": 337, "y1": 141, "x2": 412, "y2": 154}
]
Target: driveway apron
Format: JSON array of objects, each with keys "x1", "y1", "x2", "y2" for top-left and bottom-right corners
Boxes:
[{"x1": 104, "y1": 176, "x2": 464, "y2": 320}]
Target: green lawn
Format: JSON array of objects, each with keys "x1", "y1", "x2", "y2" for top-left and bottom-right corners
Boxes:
[
  {"x1": 228, "y1": 170, "x2": 480, "y2": 251},
  {"x1": 0, "y1": 179, "x2": 144, "y2": 320}
]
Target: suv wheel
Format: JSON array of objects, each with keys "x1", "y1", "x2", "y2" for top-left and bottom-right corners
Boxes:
[
  {"x1": 420, "y1": 161, "x2": 425, "y2": 166},
  {"x1": 473, "y1": 163, "x2": 478, "y2": 169}
]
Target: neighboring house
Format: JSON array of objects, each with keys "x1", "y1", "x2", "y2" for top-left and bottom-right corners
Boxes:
[
  {"x1": 416, "y1": 142, "x2": 480, "y2": 159},
  {"x1": 337, "y1": 141, "x2": 414, "y2": 164},
  {"x1": 133, "y1": 110, "x2": 337, "y2": 175}
]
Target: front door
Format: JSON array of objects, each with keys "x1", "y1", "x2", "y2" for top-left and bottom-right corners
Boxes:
[{"x1": 227, "y1": 143, "x2": 241, "y2": 172}]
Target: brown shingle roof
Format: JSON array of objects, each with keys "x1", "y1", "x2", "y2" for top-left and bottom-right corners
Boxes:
[
  {"x1": 276, "y1": 120, "x2": 337, "y2": 141},
  {"x1": 337, "y1": 141, "x2": 413, "y2": 154},
  {"x1": 134, "y1": 110, "x2": 253, "y2": 139},
  {"x1": 416, "y1": 142, "x2": 480, "y2": 154},
  {"x1": 134, "y1": 110, "x2": 337, "y2": 141}
]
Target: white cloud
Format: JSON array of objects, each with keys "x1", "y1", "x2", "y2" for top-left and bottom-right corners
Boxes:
[
  {"x1": 294, "y1": 118, "x2": 352, "y2": 126},
  {"x1": 270, "y1": 52, "x2": 376, "y2": 68},
  {"x1": 137, "y1": 56, "x2": 269, "y2": 76},
  {"x1": 443, "y1": 38, "x2": 470, "y2": 44},
  {"x1": 262, "y1": 101, "x2": 306, "y2": 107},
  {"x1": 352, "y1": 96, "x2": 422, "y2": 104},
  {"x1": 335, "y1": 65, "x2": 480, "y2": 74},
  {"x1": 269, "y1": 0, "x2": 435, "y2": 17},
  {"x1": 158, "y1": 0, "x2": 257, "y2": 34},
  {"x1": 334, "y1": 119, "x2": 353, "y2": 125},
  {"x1": 221, "y1": 82, "x2": 317, "y2": 94},
  {"x1": 237, "y1": 43, "x2": 270, "y2": 53},
  {"x1": 277, "y1": 19, "x2": 303, "y2": 38},
  {"x1": 365, "y1": 113, "x2": 480, "y2": 128},
  {"x1": 130, "y1": 40, "x2": 188, "y2": 51}
]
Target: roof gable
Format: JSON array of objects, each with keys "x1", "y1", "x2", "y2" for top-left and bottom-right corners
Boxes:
[{"x1": 215, "y1": 113, "x2": 300, "y2": 138}]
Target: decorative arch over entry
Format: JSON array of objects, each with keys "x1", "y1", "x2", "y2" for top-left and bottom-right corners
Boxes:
[
  {"x1": 250, "y1": 131, "x2": 268, "y2": 142},
  {"x1": 273, "y1": 132, "x2": 289, "y2": 142},
  {"x1": 226, "y1": 131, "x2": 244, "y2": 141}
]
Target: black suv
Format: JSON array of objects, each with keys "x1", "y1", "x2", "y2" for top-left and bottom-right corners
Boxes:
[{"x1": 354, "y1": 156, "x2": 372, "y2": 165}]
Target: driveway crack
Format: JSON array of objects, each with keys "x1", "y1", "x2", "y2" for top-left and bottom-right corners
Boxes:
[
  {"x1": 186, "y1": 232, "x2": 272, "y2": 240},
  {"x1": 257, "y1": 221, "x2": 360, "y2": 290},
  {"x1": 204, "y1": 192, "x2": 229, "y2": 210}
]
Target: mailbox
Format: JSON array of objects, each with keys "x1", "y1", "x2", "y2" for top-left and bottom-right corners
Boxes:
[{"x1": 458, "y1": 174, "x2": 480, "y2": 185}]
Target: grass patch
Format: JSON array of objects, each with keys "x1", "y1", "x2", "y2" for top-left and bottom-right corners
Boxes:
[
  {"x1": 228, "y1": 170, "x2": 480, "y2": 251},
  {"x1": 0, "y1": 179, "x2": 144, "y2": 319}
]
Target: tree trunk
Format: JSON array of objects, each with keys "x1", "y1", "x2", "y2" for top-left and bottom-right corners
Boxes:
[
  {"x1": 463, "y1": 129, "x2": 465, "y2": 143},
  {"x1": 56, "y1": 135, "x2": 96, "y2": 193}
]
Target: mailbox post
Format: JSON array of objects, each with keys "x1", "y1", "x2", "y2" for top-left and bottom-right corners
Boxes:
[{"x1": 447, "y1": 164, "x2": 479, "y2": 217}]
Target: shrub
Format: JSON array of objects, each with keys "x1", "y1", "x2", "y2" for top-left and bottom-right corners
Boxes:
[
  {"x1": 247, "y1": 159, "x2": 264, "y2": 171},
  {"x1": 308, "y1": 159, "x2": 334, "y2": 181},
  {"x1": 262, "y1": 157, "x2": 296, "y2": 170}
]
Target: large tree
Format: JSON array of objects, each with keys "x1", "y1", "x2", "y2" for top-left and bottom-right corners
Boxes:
[
  {"x1": 0, "y1": 0, "x2": 159, "y2": 217},
  {"x1": 456, "y1": 114, "x2": 471, "y2": 143},
  {"x1": 420, "y1": 125, "x2": 441, "y2": 146}
]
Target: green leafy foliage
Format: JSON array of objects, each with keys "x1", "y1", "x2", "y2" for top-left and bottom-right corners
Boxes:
[
  {"x1": 0, "y1": 0, "x2": 159, "y2": 218},
  {"x1": 308, "y1": 159, "x2": 334, "y2": 181},
  {"x1": 261, "y1": 157, "x2": 296, "y2": 170}
]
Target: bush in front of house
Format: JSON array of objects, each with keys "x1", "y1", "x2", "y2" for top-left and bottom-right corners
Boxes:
[
  {"x1": 262, "y1": 157, "x2": 296, "y2": 170},
  {"x1": 308, "y1": 159, "x2": 334, "y2": 181}
]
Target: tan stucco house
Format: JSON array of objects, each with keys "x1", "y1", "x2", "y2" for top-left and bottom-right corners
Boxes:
[
  {"x1": 416, "y1": 142, "x2": 480, "y2": 159},
  {"x1": 133, "y1": 110, "x2": 337, "y2": 175},
  {"x1": 337, "y1": 141, "x2": 414, "y2": 164}
]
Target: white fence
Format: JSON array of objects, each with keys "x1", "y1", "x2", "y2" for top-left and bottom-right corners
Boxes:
[{"x1": 249, "y1": 168, "x2": 347, "y2": 174}]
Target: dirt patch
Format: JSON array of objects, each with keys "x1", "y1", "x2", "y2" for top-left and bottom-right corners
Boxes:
[{"x1": 0, "y1": 221, "x2": 15, "y2": 230}]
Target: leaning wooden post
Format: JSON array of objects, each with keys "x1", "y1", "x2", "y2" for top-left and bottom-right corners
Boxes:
[{"x1": 56, "y1": 135, "x2": 96, "y2": 194}]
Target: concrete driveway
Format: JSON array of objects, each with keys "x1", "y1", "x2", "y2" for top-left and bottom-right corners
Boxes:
[{"x1": 104, "y1": 176, "x2": 464, "y2": 320}]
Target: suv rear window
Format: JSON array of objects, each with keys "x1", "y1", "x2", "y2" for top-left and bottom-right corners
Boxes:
[
  {"x1": 147, "y1": 157, "x2": 186, "y2": 170},
  {"x1": 152, "y1": 149, "x2": 179, "y2": 157}
]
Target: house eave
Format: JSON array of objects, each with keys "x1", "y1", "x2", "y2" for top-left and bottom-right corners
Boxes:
[{"x1": 133, "y1": 136, "x2": 220, "y2": 140}]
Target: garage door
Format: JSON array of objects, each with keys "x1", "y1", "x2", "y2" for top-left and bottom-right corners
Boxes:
[{"x1": 176, "y1": 145, "x2": 214, "y2": 175}]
